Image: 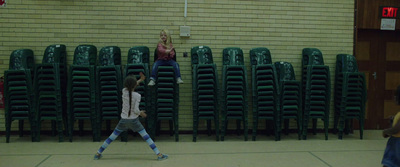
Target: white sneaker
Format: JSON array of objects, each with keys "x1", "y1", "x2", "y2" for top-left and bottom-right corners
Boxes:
[
  {"x1": 176, "y1": 77, "x2": 184, "y2": 84},
  {"x1": 148, "y1": 80, "x2": 155, "y2": 86}
]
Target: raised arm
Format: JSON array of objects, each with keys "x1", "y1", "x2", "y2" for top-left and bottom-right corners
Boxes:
[
  {"x1": 136, "y1": 72, "x2": 145, "y2": 86},
  {"x1": 383, "y1": 121, "x2": 400, "y2": 137}
]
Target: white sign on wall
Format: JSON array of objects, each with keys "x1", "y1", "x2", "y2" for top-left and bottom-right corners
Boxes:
[
  {"x1": 0, "y1": 0, "x2": 6, "y2": 7},
  {"x1": 381, "y1": 18, "x2": 396, "y2": 30}
]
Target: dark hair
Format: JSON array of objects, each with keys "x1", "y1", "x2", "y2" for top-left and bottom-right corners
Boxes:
[
  {"x1": 124, "y1": 75, "x2": 137, "y2": 117},
  {"x1": 396, "y1": 86, "x2": 400, "y2": 104}
]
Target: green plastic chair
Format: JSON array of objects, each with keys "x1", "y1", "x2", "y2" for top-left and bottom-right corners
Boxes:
[
  {"x1": 275, "y1": 61, "x2": 302, "y2": 140},
  {"x1": 68, "y1": 45, "x2": 98, "y2": 142},
  {"x1": 221, "y1": 47, "x2": 248, "y2": 141},
  {"x1": 333, "y1": 54, "x2": 366, "y2": 139},
  {"x1": 191, "y1": 46, "x2": 219, "y2": 142},
  {"x1": 128, "y1": 46, "x2": 150, "y2": 64},
  {"x1": 34, "y1": 64, "x2": 64, "y2": 142},
  {"x1": 302, "y1": 48, "x2": 324, "y2": 67},
  {"x1": 302, "y1": 65, "x2": 331, "y2": 140},
  {"x1": 96, "y1": 46, "x2": 123, "y2": 141},
  {"x1": 4, "y1": 69, "x2": 35, "y2": 143},
  {"x1": 43, "y1": 45, "x2": 67, "y2": 64},
  {"x1": 9, "y1": 49, "x2": 35, "y2": 71},
  {"x1": 250, "y1": 47, "x2": 272, "y2": 65},
  {"x1": 249, "y1": 49, "x2": 280, "y2": 141},
  {"x1": 149, "y1": 47, "x2": 179, "y2": 141},
  {"x1": 99, "y1": 46, "x2": 121, "y2": 66},
  {"x1": 73, "y1": 45, "x2": 97, "y2": 66},
  {"x1": 191, "y1": 46, "x2": 214, "y2": 64},
  {"x1": 121, "y1": 46, "x2": 151, "y2": 141}
]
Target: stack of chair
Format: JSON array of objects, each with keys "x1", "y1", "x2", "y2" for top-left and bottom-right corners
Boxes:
[
  {"x1": 333, "y1": 54, "x2": 366, "y2": 139},
  {"x1": 4, "y1": 49, "x2": 36, "y2": 143},
  {"x1": 191, "y1": 46, "x2": 219, "y2": 142},
  {"x1": 301, "y1": 48, "x2": 331, "y2": 140},
  {"x1": 220, "y1": 47, "x2": 248, "y2": 141},
  {"x1": 34, "y1": 44, "x2": 67, "y2": 142},
  {"x1": 67, "y1": 45, "x2": 98, "y2": 142},
  {"x1": 250, "y1": 47, "x2": 280, "y2": 141},
  {"x1": 275, "y1": 61, "x2": 302, "y2": 140},
  {"x1": 151, "y1": 49, "x2": 179, "y2": 141},
  {"x1": 96, "y1": 46, "x2": 122, "y2": 141},
  {"x1": 123, "y1": 46, "x2": 151, "y2": 141}
]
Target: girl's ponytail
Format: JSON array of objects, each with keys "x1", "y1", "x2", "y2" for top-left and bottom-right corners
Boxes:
[{"x1": 124, "y1": 75, "x2": 137, "y2": 117}]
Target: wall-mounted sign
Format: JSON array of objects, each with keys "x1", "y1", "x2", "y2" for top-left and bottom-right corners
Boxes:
[
  {"x1": 380, "y1": 6, "x2": 399, "y2": 19},
  {"x1": 381, "y1": 18, "x2": 396, "y2": 30}
]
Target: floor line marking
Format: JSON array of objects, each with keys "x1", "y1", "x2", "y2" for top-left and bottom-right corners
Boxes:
[
  {"x1": 35, "y1": 155, "x2": 51, "y2": 167},
  {"x1": 309, "y1": 152, "x2": 332, "y2": 167}
]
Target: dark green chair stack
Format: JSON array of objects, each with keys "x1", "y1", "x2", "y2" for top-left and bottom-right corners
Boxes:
[
  {"x1": 220, "y1": 47, "x2": 248, "y2": 141},
  {"x1": 275, "y1": 61, "x2": 302, "y2": 140},
  {"x1": 4, "y1": 49, "x2": 36, "y2": 143},
  {"x1": 33, "y1": 45, "x2": 67, "y2": 142},
  {"x1": 67, "y1": 45, "x2": 98, "y2": 142},
  {"x1": 123, "y1": 46, "x2": 151, "y2": 141},
  {"x1": 250, "y1": 47, "x2": 280, "y2": 141},
  {"x1": 43, "y1": 45, "x2": 68, "y2": 135},
  {"x1": 301, "y1": 48, "x2": 331, "y2": 140},
  {"x1": 191, "y1": 46, "x2": 219, "y2": 142},
  {"x1": 151, "y1": 48, "x2": 179, "y2": 141},
  {"x1": 333, "y1": 54, "x2": 366, "y2": 139},
  {"x1": 96, "y1": 46, "x2": 123, "y2": 141}
]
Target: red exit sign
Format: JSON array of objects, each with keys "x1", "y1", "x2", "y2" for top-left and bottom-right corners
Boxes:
[{"x1": 380, "y1": 6, "x2": 399, "y2": 18}]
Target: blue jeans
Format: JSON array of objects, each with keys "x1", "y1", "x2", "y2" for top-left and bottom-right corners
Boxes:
[{"x1": 150, "y1": 59, "x2": 181, "y2": 80}]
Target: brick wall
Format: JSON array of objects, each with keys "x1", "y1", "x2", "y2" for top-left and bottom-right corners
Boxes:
[{"x1": 0, "y1": 0, "x2": 354, "y2": 132}]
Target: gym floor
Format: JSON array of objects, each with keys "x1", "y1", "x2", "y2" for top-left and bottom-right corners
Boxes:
[{"x1": 0, "y1": 130, "x2": 386, "y2": 167}]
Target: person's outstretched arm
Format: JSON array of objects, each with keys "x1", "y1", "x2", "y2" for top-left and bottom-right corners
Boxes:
[{"x1": 383, "y1": 121, "x2": 400, "y2": 137}]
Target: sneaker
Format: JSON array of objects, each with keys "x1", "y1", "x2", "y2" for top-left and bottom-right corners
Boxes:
[
  {"x1": 94, "y1": 153, "x2": 102, "y2": 160},
  {"x1": 148, "y1": 79, "x2": 156, "y2": 86},
  {"x1": 157, "y1": 154, "x2": 168, "y2": 161},
  {"x1": 176, "y1": 78, "x2": 184, "y2": 84}
]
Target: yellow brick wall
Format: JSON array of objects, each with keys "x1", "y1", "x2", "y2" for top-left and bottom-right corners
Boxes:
[{"x1": 0, "y1": 0, "x2": 354, "y2": 132}]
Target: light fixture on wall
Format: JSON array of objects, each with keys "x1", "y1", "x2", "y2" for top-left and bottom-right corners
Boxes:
[{"x1": 180, "y1": 0, "x2": 191, "y2": 37}]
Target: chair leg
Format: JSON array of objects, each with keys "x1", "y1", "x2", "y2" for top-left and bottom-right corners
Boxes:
[
  {"x1": 68, "y1": 119, "x2": 74, "y2": 142},
  {"x1": 36, "y1": 120, "x2": 42, "y2": 142},
  {"x1": 312, "y1": 119, "x2": 317, "y2": 135},
  {"x1": 338, "y1": 115, "x2": 345, "y2": 140},
  {"x1": 252, "y1": 116, "x2": 258, "y2": 141},
  {"x1": 244, "y1": 118, "x2": 248, "y2": 141},
  {"x1": 297, "y1": 118, "x2": 302, "y2": 140},
  {"x1": 57, "y1": 119, "x2": 64, "y2": 142},
  {"x1": 274, "y1": 119, "x2": 279, "y2": 141},
  {"x1": 324, "y1": 116, "x2": 329, "y2": 140},
  {"x1": 106, "y1": 120, "x2": 111, "y2": 132},
  {"x1": 193, "y1": 118, "x2": 198, "y2": 142},
  {"x1": 120, "y1": 131, "x2": 128, "y2": 142},
  {"x1": 207, "y1": 120, "x2": 212, "y2": 136},
  {"x1": 284, "y1": 119, "x2": 289, "y2": 135},
  {"x1": 169, "y1": 120, "x2": 173, "y2": 136},
  {"x1": 333, "y1": 111, "x2": 339, "y2": 134},
  {"x1": 6, "y1": 119, "x2": 11, "y2": 143},
  {"x1": 236, "y1": 120, "x2": 241, "y2": 136},
  {"x1": 19, "y1": 120, "x2": 24, "y2": 137},
  {"x1": 302, "y1": 115, "x2": 309, "y2": 140},
  {"x1": 359, "y1": 118, "x2": 364, "y2": 140},
  {"x1": 215, "y1": 117, "x2": 220, "y2": 141},
  {"x1": 221, "y1": 117, "x2": 228, "y2": 141},
  {"x1": 174, "y1": 118, "x2": 179, "y2": 142},
  {"x1": 78, "y1": 120, "x2": 84, "y2": 136},
  {"x1": 52, "y1": 120, "x2": 57, "y2": 136}
]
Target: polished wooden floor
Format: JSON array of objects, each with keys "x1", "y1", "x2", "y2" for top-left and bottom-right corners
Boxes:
[{"x1": 0, "y1": 130, "x2": 387, "y2": 167}]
